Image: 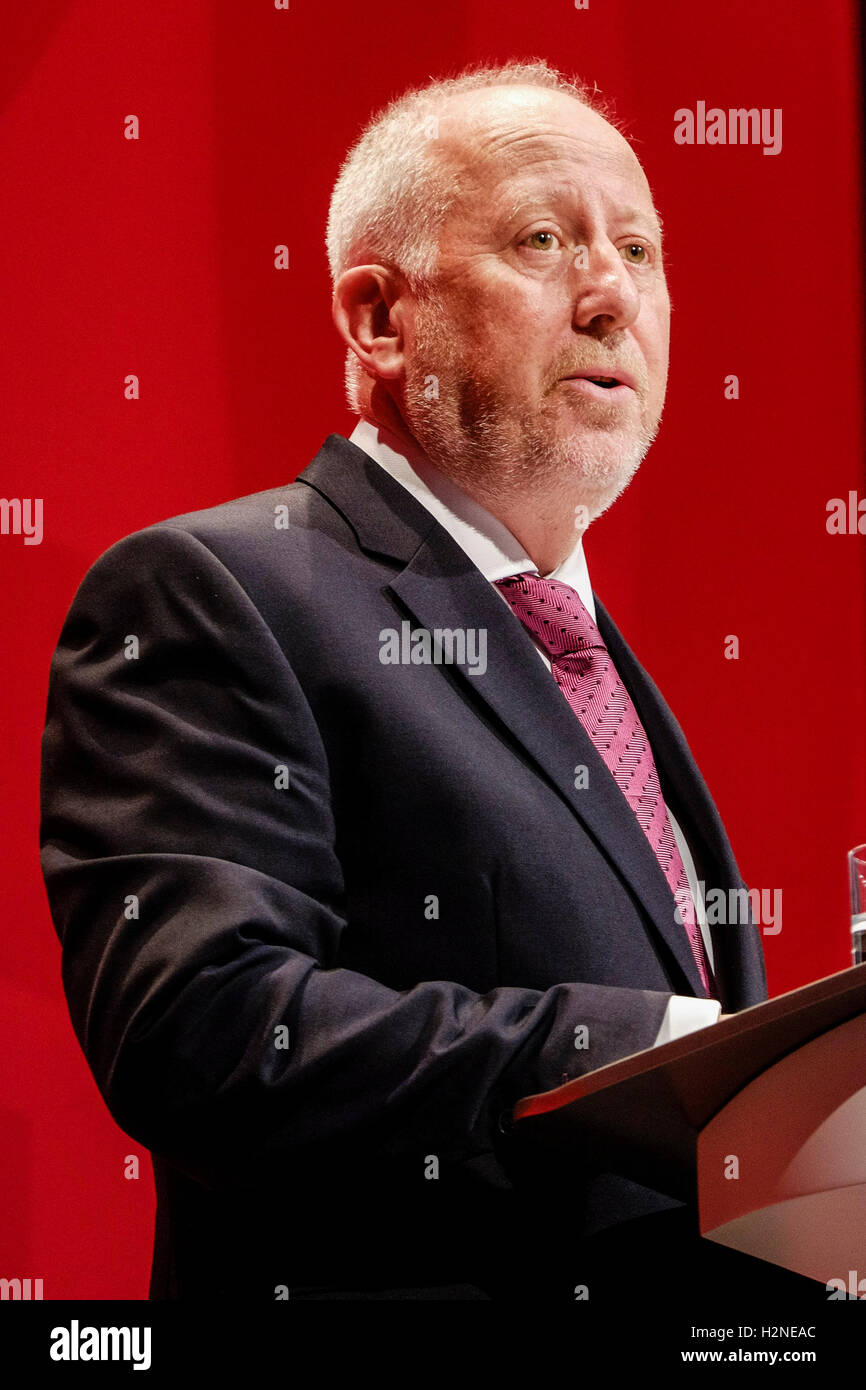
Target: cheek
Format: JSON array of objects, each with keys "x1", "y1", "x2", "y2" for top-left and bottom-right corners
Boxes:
[
  {"x1": 447, "y1": 277, "x2": 580, "y2": 392},
  {"x1": 464, "y1": 327, "x2": 542, "y2": 397},
  {"x1": 459, "y1": 274, "x2": 555, "y2": 340},
  {"x1": 639, "y1": 312, "x2": 670, "y2": 390},
  {"x1": 652, "y1": 297, "x2": 672, "y2": 367},
  {"x1": 483, "y1": 298, "x2": 566, "y2": 388},
  {"x1": 471, "y1": 296, "x2": 534, "y2": 352}
]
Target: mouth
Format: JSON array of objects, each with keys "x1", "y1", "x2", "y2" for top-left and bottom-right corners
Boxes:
[{"x1": 559, "y1": 369, "x2": 636, "y2": 401}]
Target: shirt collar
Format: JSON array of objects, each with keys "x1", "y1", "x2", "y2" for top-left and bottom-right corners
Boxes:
[{"x1": 348, "y1": 418, "x2": 597, "y2": 622}]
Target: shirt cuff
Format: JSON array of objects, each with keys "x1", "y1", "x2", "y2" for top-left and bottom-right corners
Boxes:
[{"x1": 653, "y1": 994, "x2": 721, "y2": 1047}]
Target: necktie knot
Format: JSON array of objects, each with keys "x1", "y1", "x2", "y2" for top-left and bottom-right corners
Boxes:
[{"x1": 494, "y1": 573, "x2": 605, "y2": 662}]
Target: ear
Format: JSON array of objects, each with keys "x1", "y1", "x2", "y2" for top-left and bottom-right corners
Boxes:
[{"x1": 331, "y1": 265, "x2": 407, "y2": 383}]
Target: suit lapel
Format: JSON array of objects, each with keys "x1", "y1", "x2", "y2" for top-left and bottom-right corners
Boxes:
[
  {"x1": 297, "y1": 435, "x2": 758, "y2": 1002},
  {"x1": 595, "y1": 595, "x2": 735, "y2": 889},
  {"x1": 596, "y1": 597, "x2": 767, "y2": 1008}
]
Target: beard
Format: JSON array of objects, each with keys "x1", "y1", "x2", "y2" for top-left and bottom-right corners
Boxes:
[{"x1": 400, "y1": 287, "x2": 662, "y2": 524}]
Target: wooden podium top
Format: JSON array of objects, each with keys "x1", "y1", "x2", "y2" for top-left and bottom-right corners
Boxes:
[{"x1": 510, "y1": 963, "x2": 866, "y2": 1201}]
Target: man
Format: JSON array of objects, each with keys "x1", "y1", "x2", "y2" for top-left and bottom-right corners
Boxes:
[{"x1": 41, "y1": 60, "x2": 782, "y2": 1303}]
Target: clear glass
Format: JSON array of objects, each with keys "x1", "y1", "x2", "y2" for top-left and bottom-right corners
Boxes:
[{"x1": 848, "y1": 844, "x2": 866, "y2": 966}]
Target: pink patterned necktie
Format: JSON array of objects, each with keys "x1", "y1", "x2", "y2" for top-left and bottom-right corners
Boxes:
[{"x1": 494, "y1": 572, "x2": 715, "y2": 998}]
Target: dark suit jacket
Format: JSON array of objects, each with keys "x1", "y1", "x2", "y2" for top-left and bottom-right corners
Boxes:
[{"x1": 39, "y1": 432, "x2": 767, "y2": 1300}]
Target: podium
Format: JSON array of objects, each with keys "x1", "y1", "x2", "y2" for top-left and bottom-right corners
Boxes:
[{"x1": 511, "y1": 964, "x2": 866, "y2": 1290}]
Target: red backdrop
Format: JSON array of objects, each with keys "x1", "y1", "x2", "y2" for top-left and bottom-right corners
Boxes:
[{"x1": 1, "y1": 0, "x2": 863, "y2": 1299}]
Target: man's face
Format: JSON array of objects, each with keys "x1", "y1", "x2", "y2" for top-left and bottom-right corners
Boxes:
[{"x1": 398, "y1": 86, "x2": 671, "y2": 523}]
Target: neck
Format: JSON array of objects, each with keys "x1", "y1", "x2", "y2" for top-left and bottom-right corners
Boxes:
[
  {"x1": 486, "y1": 504, "x2": 582, "y2": 577},
  {"x1": 361, "y1": 393, "x2": 588, "y2": 577}
]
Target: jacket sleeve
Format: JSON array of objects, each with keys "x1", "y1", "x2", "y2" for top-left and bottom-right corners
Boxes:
[{"x1": 39, "y1": 524, "x2": 673, "y2": 1188}]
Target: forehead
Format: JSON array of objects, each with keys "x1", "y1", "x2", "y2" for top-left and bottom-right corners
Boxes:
[{"x1": 434, "y1": 86, "x2": 656, "y2": 228}]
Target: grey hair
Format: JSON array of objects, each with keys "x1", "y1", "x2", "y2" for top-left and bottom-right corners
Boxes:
[{"x1": 325, "y1": 59, "x2": 617, "y2": 413}]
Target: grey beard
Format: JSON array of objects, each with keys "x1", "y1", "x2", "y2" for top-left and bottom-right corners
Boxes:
[{"x1": 401, "y1": 333, "x2": 660, "y2": 523}]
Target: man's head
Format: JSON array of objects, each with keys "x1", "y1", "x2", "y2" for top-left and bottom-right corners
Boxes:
[{"x1": 328, "y1": 61, "x2": 670, "y2": 545}]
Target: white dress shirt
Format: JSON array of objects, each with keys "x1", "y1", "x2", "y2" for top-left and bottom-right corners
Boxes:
[{"x1": 348, "y1": 418, "x2": 720, "y2": 1048}]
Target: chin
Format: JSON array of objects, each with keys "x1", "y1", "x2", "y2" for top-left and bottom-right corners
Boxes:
[
  {"x1": 552, "y1": 429, "x2": 648, "y2": 474},
  {"x1": 544, "y1": 432, "x2": 651, "y2": 514}
]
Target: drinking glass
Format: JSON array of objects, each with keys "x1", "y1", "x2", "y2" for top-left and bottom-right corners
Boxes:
[{"x1": 847, "y1": 844, "x2": 866, "y2": 966}]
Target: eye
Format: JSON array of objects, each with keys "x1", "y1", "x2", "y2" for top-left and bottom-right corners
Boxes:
[
  {"x1": 621, "y1": 243, "x2": 649, "y2": 264},
  {"x1": 522, "y1": 229, "x2": 562, "y2": 252}
]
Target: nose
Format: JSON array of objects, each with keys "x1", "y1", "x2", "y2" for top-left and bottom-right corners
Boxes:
[{"x1": 571, "y1": 239, "x2": 641, "y2": 335}]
